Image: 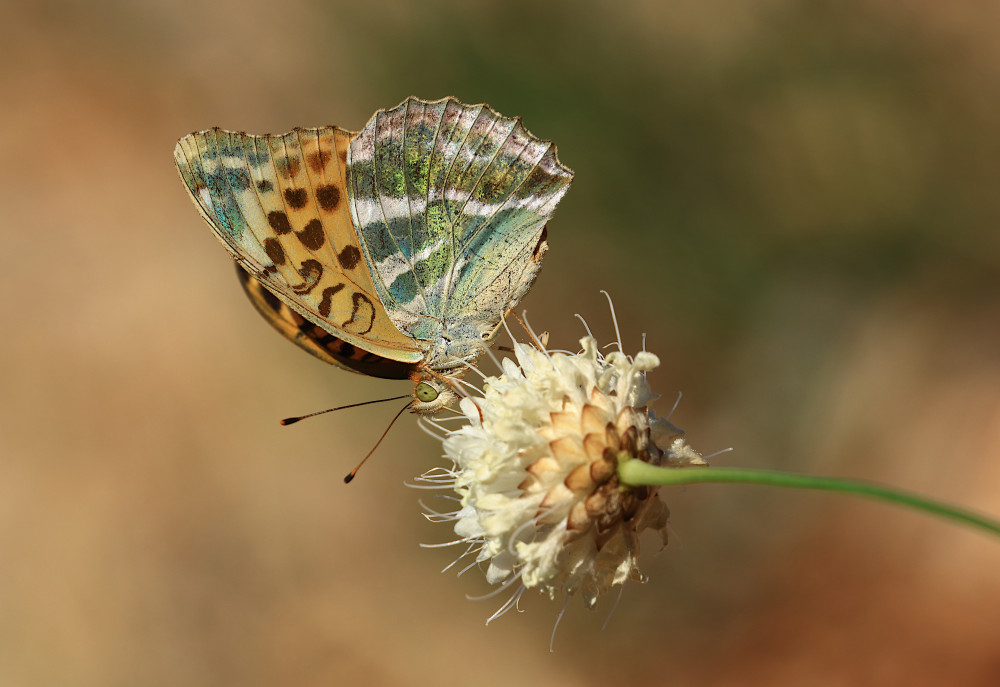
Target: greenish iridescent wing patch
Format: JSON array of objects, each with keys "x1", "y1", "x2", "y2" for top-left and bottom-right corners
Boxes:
[
  {"x1": 347, "y1": 97, "x2": 573, "y2": 341},
  {"x1": 442, "y1": 119, "x2": 572, "y2": 323},
  {"x1": 175, "y1": 130, "x2": 269, "y2": 267},
  {"x1": 349, "y1": 101, "x2": 433, "y2": 335}
]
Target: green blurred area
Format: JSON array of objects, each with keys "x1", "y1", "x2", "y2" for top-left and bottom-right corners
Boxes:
[{"x1": 2, "y1": 1, "x2": 1000, "y2": 685}]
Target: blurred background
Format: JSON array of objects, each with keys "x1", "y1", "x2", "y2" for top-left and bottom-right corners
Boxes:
[{"x1": 3, "y1": 0, "x2": 1000, "y2": 684}]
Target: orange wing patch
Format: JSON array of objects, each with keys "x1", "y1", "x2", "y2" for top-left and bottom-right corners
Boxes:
[
  {"x1": 235, "y1": 264, "x2": 418, "y2": 379},
  {"x1": 175, "y1": 126, "x2": 425, "y2": 361}
]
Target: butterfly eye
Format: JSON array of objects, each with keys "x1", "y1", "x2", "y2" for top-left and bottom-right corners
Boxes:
[{"x1": 415, "y1": 381, "x2": 439, "y2": 403}]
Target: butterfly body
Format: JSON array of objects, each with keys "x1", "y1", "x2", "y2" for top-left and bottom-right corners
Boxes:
[{"x1": 175, "y1": 97, "x2": 572, "y2": 413}]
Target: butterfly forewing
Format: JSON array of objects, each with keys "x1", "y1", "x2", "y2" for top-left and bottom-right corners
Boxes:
[
  {"x1": 175, "y1": 133, "x2": 271, "y2": 271},
  {"x1": 174, "y1": 126, "x2": 426, "y2": 363}
]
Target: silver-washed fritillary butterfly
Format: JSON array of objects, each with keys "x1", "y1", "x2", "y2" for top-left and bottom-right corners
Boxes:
[{"x1": 173, "y1": 97, "x2": 573, "y2": 413}]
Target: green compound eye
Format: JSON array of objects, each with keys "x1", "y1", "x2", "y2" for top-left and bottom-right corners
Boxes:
[{"x1": 414, "y1": 381, "x2": 439, "y2": 403}]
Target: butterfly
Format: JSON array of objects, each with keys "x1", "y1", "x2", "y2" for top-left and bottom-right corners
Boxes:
[{"x1": 173, "y1": 96, "x2": 573, "y2": 414}]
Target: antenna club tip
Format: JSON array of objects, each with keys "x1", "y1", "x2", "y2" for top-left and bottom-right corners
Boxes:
[
  {"x1": 344, "y1": 473, "x2": 356, "y2": 484},
  {"x1": 279, "y1": 417, "x2": 299, "y2": 426}
]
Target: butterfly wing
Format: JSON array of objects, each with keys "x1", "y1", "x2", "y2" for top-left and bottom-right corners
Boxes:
[
  {"x1": 235, "y1": 264, "x2": 418, "y2": 379},
  {"x1": 440, "y1": 118, "x2": 571, "y2": 325},
  {"x1": 173, "y1": 126, "x2": 426, "y2": 364},
  {"x1": 346, "y1": 97, "x2": 573, "y2": 343}
]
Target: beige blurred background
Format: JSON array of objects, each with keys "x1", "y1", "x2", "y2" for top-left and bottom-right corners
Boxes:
[{"x1": 3, "y1": 0, "x2": 1000, "y2": 685}]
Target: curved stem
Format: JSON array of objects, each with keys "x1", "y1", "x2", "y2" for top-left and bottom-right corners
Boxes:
[{"x1": 617, "y1": 458, "x2": 1000, "y2": 539}]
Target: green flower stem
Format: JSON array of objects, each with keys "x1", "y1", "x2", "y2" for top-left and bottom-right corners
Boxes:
[{"x1": 617, "y1": 458, "x2": 1000, "y2": 539}]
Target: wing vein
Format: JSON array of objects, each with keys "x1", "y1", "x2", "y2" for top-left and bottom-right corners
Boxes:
[
  {"x1": 369, "y1": 111, "x2": 431, "y2": 319},
  {"x1": 441, "y1": 117, "x2": 521, "y2": 316},
  {"x1": 425, "y1": 100, "x2": 447, "y2": 297},
  {"x1": 449, "y1": 116, "x2": 514, "y2": 227},
  {"x1": 238, "y1": 134, "x2": 277, "y2": 271},
  {"x1": 200, "y1": 130, "x2": 267, "y2": 271},
  {"x1": 440, "y1": 104, "x2": 482, "y2": 229},
  {"x1": 455, "y1": 139, "x2": 547, "y2": 258},
  {"x1": 368, "y1": 114, "x2": 424, "y2": 316},
  {"x1": 402, "y1": 100, "x2": 417, "y2": 298}
]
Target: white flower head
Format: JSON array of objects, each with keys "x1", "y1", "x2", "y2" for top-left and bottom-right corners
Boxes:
[{"x1": 417, "y1": 323, "x2": 706, "y2": 618}]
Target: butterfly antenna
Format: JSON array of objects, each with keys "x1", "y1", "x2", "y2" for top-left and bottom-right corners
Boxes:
[
  {"x1": 280, "y1": 395, "x2": 409, "y2": 426},
  {"x1": 344, "y1": 401, "x2": 412, "y2": 484}
]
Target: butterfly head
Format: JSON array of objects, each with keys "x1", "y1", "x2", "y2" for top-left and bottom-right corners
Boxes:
[{"x1": 409, "y1": 376, "x2": 459, "y2": 415}]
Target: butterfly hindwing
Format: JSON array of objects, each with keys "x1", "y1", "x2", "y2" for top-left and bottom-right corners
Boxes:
[
  {"x1": 174, "y1": 127, "x2": 426, "y2": 364},
  {"x1": 442, "y1": 114, "x2": 571, "y2": 323},
  {"x1": 347, "y1": 97, "x2": 573, "y2": 346}
]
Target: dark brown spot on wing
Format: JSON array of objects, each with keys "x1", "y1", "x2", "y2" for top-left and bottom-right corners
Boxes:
[
  {"x1": 284, "y1": 188, "x2": 308, "y2": 209},
  {"x1": 291, "y1": 259, "x2": 323, "y2": 295},
  {"x1": 306, "y1": 324, "x2": 332, "y2": 344},
  {"x1": 253, "y1": 280, "x2": 283, "y2": 312},
  {"x1": 318, "y1": 284, "x2": 345, "y2": 318},
  {"x1": 321, "y1": 337, "x2": 342, "y2": 352},
  {"x1": 256, "y1": 179, "x2": 273, "y2": 193},
  {"x1": 237, "y1": 263, "x2": 281, "y2": 313},
  {"x1": 307, "y1": 150, "x2": 332, "y2": 173},
  {"x1": 263, "y1": 238, "x2": 286, "y2": 265},
  {"x1": 277, "y1": 156, "x2": 300, "y2": 178},
  {"x1": 343, "y1": 292, "x2": 375, "y2": 335},
  {"x1": 313, "y1": 331, "x2": 417, "y2": 379},
  {"x1": 267, "y1": 210, "x2": 292, "y2": 235},
  {"x1": 235, "y1": 264, "x2": 416, "y2": 380},
  {"x1": 296, "y1": 218, "x2": 325, "y2": 250},
  {"x1": 316, "y1": 184, "x2": 341, "y2": 211},
  {"x1": 339, "y1": 149, "x2": 347, "y2": 164},
  {"x1": 262, "y1": 289, "x2": 281, "y2": 312},
  {"x1": 337, "y1": 245, "x2": 362, "y2": 270}
]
